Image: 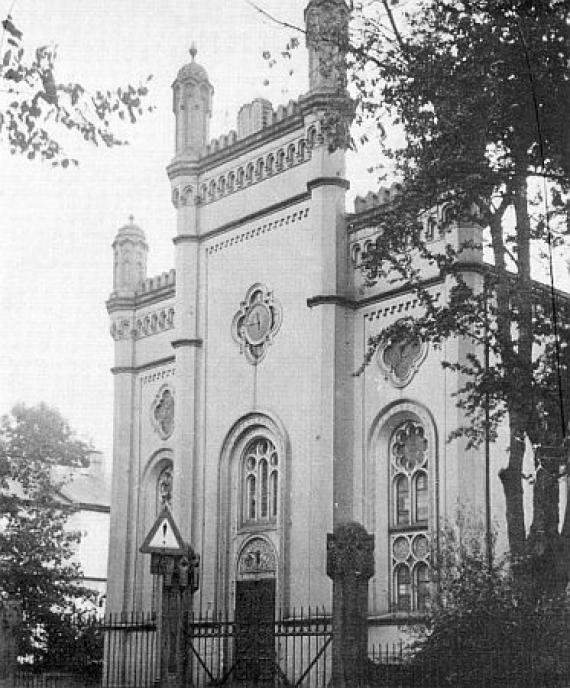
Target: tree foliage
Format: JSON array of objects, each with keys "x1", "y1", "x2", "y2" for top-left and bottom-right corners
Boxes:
[
  {"x1": 265, "y1": 0, "x2": 570, "y2": 589},
  {"x1": 344, "y1": 0, "x2": 570, "y2": 591},
  {"x1": 410, "y1": 521, "x2": 570, "y2": 687},
  {"x1": 0, "y1": 403, "x2": 95, "y2": 663},
  {"x1": 1, "y1": 13, "x2": 153, "y2": 166}
]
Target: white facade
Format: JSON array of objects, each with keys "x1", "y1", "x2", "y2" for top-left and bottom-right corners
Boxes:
[{"x1": 105, "y1": 0, "x2": 508, "y2": 643}]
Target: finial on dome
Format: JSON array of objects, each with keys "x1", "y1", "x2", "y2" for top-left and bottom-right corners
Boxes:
[
  {"x1": 189, "y1": 43, "x2": 197, "y2": 62},
  {"x1": 129, "y1": 214, "x2": 135, "y2": 224}
]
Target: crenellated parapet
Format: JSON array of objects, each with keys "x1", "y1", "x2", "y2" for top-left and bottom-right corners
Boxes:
[
  {"x1": 107, "y1": 269, "x2": 176, "y2": 320},
  {"x1": 136, "y1": 269, "x2": 176, "y2": 296},
  {"x1": 196, "y1": 125, "x2": 317, "y2": 206}
]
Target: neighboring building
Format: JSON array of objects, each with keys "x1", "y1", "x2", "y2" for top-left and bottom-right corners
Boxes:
[
  {"x1": 55, "y1": 450, "x2": 111, "y2": 605},
  {"x1": 105, "y1": 0, "x2": 522, "y2": 648}
]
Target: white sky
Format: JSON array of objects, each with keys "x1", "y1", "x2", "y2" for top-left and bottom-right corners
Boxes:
[{"x1": 1, "y1": 0, "x2": 567, "y2": 466}]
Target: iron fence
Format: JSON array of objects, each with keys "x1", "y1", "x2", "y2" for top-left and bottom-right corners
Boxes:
[{"x1": 102, "y1": 606, "x2": 331, "y2": 688}]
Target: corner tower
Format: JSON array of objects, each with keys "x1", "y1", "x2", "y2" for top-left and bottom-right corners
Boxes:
[
  {"x1": 172, "y1": 45, "x2": 214, "y2": 160},
  {"x1": 112, "y1": 216, "x2": 148, "y2": 296},
  {"x1": 305, "y1": 0, "x2": 349, "y2": 94}
]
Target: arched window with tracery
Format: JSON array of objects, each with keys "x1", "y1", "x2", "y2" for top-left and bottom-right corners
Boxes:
[
  {"x1": 241, "y1": 437, "x2": 279, "y2": 526},
  {"x1": 389, "y1": 419, "x2": 430, "y2": 612}
]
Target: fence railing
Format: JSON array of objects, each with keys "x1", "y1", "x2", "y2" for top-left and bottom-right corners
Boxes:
[
  {"x1": 368, "y1": 641, "x2": 570, "y2": 688},
  {"x1": 102, "y1": 607, "x2": 331, "y2": 688}
]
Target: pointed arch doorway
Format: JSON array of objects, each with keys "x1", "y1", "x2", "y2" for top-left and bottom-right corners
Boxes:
[{"x1": 234, "y1": 537, "x2": 277, "y2": 682}]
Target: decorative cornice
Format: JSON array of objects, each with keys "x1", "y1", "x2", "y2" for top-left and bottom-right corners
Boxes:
[
  {"x1": 134, "y1": 307, "x2": 175, "y2": 339},
  {"x1": 110, "y1": 356, "x2": 175, "y2": 375},
  {"x1": 106, "y1": 295, "x2": 135, "y2": 315},
  {"x1": 354, "y1": 276, "x2": 445, "y2": 311},
  {"x1": 171, "y1": 338, "x2": 203, "y2": 349},
  {"x1": 307, "y1": 177, "x2": 350, "y2": 191},
  {"x1": 307, "y1": 294, "x2": 356, "y2": 309},
  {"x1": 199, "y1": 114, "x2": 304, "y2": 172},
  {"x1": 166, "y1": 158, "x2": 200, "y2": 180},
  {"x1": 194, "y1": 133, "x2": 311, "y2": 208},
  {"x1": 206, "y1": 204, "x2": 310, "y2": 255},
  {"x1": 299, "y1": 91, "x2": 353, "y2": 116},
  {"x1": 172, "y1": 235, "x2": 199, "y2": 245}
]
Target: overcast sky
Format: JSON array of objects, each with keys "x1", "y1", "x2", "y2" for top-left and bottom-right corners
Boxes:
[
  {"x1": 1, "y1": 0, "x2": 567, "y2": 468},
  {"x1": 0, "y1": 0, "x2": 379, "y2": 465}
]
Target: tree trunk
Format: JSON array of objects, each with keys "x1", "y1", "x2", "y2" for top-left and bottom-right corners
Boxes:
[{"x1": 499, "y1": 417, "x2": 527, "y2": 561}]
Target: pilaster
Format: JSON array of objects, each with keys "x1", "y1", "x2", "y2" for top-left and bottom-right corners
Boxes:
[
  {"x1": 170, "y1": 176, "x2": 201, "y2": 547},
  {"x1": 106, "y1": 310, "x2": 137, "y2": 613},
  {"x1": 306, "y1": 137, "x2": 355, "y2": 528}
]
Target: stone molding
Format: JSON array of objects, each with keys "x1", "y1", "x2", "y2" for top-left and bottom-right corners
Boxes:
[
  {"x1": 171, "y1": 338, "x2": 203, "y2": 349},
  {"x1": 139, "y1": 363, "x2": 176, "y2": 384},
  {"x1": 109, "y1": 316, "x2": 133, "y2": 341},
  {"x1": 134, "y1": 307, "x2": 175, "y2": 340},
  {"x1": 195, "y1": 128, "x2": 316, "y2": 207},
  {"x1": 363, "y1": 292, "x2": 441, "y2": 322},
  {"x1": 306, "y1": 294, "x2": 355, "y2": 309},
  {"x1": 171, "y1": 184, "x2": 195, "y2": 208},
  {"x1": 206, "y1": 206, "x2": 310, "y2": 255},
  {"x1": 307, "y1": 176, "x2": 350, "y2": 191}
]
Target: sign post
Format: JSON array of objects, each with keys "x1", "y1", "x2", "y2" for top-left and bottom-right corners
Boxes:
[{"x1": 140, "y1": 506, "x2": 199, "y2": 688}]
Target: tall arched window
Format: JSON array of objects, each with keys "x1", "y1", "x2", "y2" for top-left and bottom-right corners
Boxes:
[
  {"x1": 241, "y1": 438, "x2": 279, "y2": 526},
  {"x1": 390, "y1": 420, "x2": 430, "y2": 612}
]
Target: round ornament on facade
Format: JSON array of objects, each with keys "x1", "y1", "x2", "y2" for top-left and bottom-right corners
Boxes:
[
  {"x1": 231, "y1": 284, "x2": 282, "y2": 364},
  {"x1": 377, "y1": 329, "x2": 428, "y2": 388}
]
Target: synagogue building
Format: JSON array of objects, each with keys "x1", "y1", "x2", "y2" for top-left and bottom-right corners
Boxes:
[{"x1": 105, "y1": 0, "x2": 508, "y2": 647}]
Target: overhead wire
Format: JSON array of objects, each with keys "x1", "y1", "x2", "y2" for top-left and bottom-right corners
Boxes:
[{"x1": 516, "y1": 13, "x2": 567, "y2": 444}]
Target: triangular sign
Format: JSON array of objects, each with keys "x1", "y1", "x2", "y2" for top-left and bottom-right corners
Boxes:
[{"x1": 140, "y1": 505, "x2": 186, "y2": 555}]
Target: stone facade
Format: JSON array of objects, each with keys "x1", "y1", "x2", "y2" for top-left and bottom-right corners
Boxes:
[{"x1": 105, "y1": 0, "x2": 512, "y2": 645}]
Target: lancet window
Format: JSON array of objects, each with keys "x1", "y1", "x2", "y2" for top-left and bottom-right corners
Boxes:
[
  {"x1": 389, "y1": 420, "x2": 430, "y2": 613},
  {"x1": 241, "y1": 438, "x2": 279, "y2": 525}
]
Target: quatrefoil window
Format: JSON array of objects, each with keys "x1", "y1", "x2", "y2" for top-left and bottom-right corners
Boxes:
[
  {"x1": 231, "y1": 284, "x2": 282, "y2": 365},
  {"x1": 152, "y1": 387, "x2": 175, "y2": 440},
  {"x1": 377, "y1": 331, "x2": 427, "y2": 388}
]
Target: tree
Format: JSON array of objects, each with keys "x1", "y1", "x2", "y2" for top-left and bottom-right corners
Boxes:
[
  {"x1": 0, "y1": 403, "x2": 95, "y2": 663},
  {"x1": 409, "y1": 520, "x2": 570, "y2": 687},
  {"x1": 340, "y1": 0, "x2": 570, "y2": 592},
  {"x1": 264, "y1": 0, "x2": 570, "y2": 589},
  {"x1": 1, "y1": 13, "x2": 153, "y2": 166}
]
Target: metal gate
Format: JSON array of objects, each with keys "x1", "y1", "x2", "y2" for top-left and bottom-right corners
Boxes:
[{"x1": 186, "y1": 606, "x2": 332, "y2": 687}]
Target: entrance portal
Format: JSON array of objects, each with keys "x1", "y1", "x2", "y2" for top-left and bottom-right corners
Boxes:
[
  {"x1": 234, "y1": 537, "x2": 277, "y2": 682},
  {"x1": 234, "y1": 578, "x2": 276, "y2": 681}
]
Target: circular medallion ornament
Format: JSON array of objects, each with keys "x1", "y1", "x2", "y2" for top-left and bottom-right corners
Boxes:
[
  {"x1": 412, "y1": 534, "x2": 430, "y2": 559},
  {"x1": 232, "y1": 284, "x2": 282, "y2": 364},
  {"x1": 393, "y1": 536, "x2": 410, "y2": 562},
  {"x1": 244, "y1": 303, "x2": 272, "y2": 345}
]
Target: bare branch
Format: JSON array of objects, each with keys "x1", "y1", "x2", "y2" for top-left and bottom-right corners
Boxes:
[{"x1": 243, "y1": 0, "x2": 305, "y2": 35}]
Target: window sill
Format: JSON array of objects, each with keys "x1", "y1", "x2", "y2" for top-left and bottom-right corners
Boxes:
[{"x1": 238, "y1": 521, "x2": 277, "y2": 534}]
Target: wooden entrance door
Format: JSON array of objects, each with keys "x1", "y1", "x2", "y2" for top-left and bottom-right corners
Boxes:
[{"x1": 234, "y1": 578, "x2": 276, "y2": 681}]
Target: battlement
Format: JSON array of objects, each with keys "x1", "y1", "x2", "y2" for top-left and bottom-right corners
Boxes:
[
  {"x1": 136, "y1": 269, "x2": 176, "y2": 295},
  {"x1": 353, "y1": 183, "x2": 402, "y2": 214},
  {"x1": 202, "y1": 98, "x2": 301, "y2": 158}
]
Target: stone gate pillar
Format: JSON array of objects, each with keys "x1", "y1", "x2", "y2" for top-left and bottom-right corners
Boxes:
[{"x1": 327, "y1": 522, "x2": 374, "y2": 688}]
